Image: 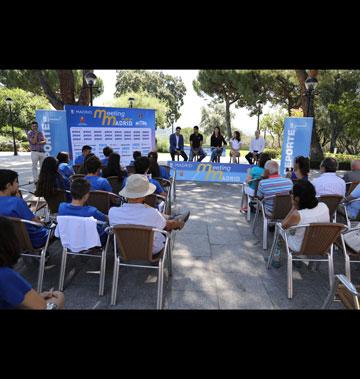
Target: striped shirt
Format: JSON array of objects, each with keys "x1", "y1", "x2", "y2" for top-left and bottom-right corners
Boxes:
[
  {"x1": 257, "y1": 175, "x2": 293, "y2": 214},
  {"x1": 27, "y1": 130, "x2": 45, "y2": 152},
  {"x1": 312, "y1": 173, "x2": 346, "y2": 197}
]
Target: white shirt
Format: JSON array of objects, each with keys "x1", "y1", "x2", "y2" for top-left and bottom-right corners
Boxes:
[
  {"x1": 175, "y1": 134, "x2": 180, "y2": 149},
  {"x1": 109, "y1": 203, "x2": 167, "y2": 254},
  {"x1": 286, "y1": 202, "x2": 330, "y2": 253},
  {"x1": 250, "y1": 136, "x2": 265, "y2": 153},
  {"x1": 312, "y1": 173, "x2": 346, "y2": 197},
  {"x1": 230, "y1": 138, "x2": 242, "y2": 151}
]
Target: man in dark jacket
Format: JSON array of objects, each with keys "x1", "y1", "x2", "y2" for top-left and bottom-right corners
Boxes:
[{"x1": 169, "y1": 127, "x2": 188, "y2": 161}]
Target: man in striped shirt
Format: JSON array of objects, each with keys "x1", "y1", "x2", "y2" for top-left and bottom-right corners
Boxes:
[{"x1": 257, "y1": 160, "x2": 293, "y2": 215}]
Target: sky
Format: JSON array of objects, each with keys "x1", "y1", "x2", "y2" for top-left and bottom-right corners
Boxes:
[{"x1": 94, "y1": 69, "x2": 276, "y2": 136}]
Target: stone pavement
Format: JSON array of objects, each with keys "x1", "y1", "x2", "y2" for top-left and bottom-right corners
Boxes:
[{"x1": 0, "y1": 152, "x2": 357, "y2": 309}]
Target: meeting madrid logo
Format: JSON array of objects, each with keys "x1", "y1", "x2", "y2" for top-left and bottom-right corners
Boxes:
[{"x1": 92, "y1": 109, "x2": 138, "y2": 127}]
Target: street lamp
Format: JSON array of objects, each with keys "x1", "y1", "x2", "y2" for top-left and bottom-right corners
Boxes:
[
  {"x1": 170, "y1": 113, "x2": 175, "y2": 134},
  {"x1": 256, "y1": 100, "x2": 263, "y2": 131},
  {"x1": 5, "y1": 97, "x2": 17, "y2": 156},
  {"x1": 128, "y1": 97, "x2": 135, "y2": 108},
  {"x1": 84, "y1": 72, "x2": 97, "y2": 106},
  {"x1": 304, "y1": 76, "x2": 318, "y2": 116}
]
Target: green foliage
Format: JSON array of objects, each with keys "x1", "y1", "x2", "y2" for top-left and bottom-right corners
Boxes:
[
  {"x1": 199, "y1": 103, "x2": 235, "y2": 137},
  {"x1": 0, "y1": 88, "x2": 51, "y2": 133},
  {"x1": 259, "y1": 111, "x2": 286, "y2": 149},
  {"x1": 114, "y1": 70, "x2": 186, "y2": 121},
  {"x1": 109, "y1": 91, "x2": 171, "y2": 129},
  {"x1": 263, "y1": 148, "x2": 281, "y2": 159},
  {"x1": 180, "y1": 127, "x2": 193, "y2": 145},
  {"x1": 0, "y1": 125, "x2": 28, "y2": 141},
  {"x1": 156, "y1": 136, "x2": 169, "y2": 153}
]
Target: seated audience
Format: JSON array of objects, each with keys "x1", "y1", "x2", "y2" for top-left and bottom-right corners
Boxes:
[
  {"x1": 148, "y1": 151, "x2": 170, "y2": 180},
  {"x1": 0, "y1": 216, "x2": 65, "y2": 309},
  {"x1": 0, "y1": 170, "x2": 49, "y2": 249},
  {"x1": 74, "y1": 145, "x2": 92, "y2": 165},
  {"x1": 84, "y1": 156, "x2": 112, "y2": 192},
  {"x1": 312, "y1": 157, "x2": 346, "y2": 197},
  {"x1": 102, "y1": 152, "x2": 127, "y2": 181},
  {"x1": 109, "y1": 174, "x2": 188, "y2": 255},
  {"x1": 122, "y1": 157, "x2": 167, "y2": 197},
  {"x1": 344, "y1": 183, "x2": 360, "y2": 220},
  {"x1": 58, "y1": 178, "x2": 109, "y2": 245},
  {"x1": 343, "y1": 159, "x2": 360, "y2": 183},
  {"x1": 57, "y1": 151, "x2": 75, "y2": 181},
  {"x1": 128, "y1": 151, "x2": 142, "y2": 166},
  {"x1": 240, "y1": 153, "x2": 271, "y2": 213},
  {"x1": 101, "y1": 146, "x2": 113, "y2": 166},
  {"x1": 78, "y1": 152, "x2": 96, "y2": 175},
  {"x1": 257, "y1": 160, "x2": 293, "y2": 215},
  {"x1": 286, "y1": 156, "x2": 310, "y2": 181}
]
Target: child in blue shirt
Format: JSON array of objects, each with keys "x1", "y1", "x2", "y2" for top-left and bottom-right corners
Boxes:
[
  {"x1": 74, "y1": 145, "x2": 92, "y2": 165},
  {"x1": 58, "y1": 178, "x2": 109, "y2": 245},
  {"x1": 57, "y1": 151, "x2": 75, "y2": 181},
  {"x1": 84, "y1": 156, "x2": 112, "y2": 192}
]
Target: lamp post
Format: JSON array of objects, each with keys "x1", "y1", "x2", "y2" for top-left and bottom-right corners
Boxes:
[
  {"x1": 304, "y1": 76, "x2": 318, "y2": 116},
  {"x1": 128, "y1": 97, "x2": 135, "y2": 108},
  {"x1": 5, "y1": 97, "x2": 17, "y2": 156},
  {"x1": 84, "y1": 72, "x2": 97, "y2": 106},
  {"x1": 170, "y1": 113, "x2": 175, "y2": 134},
  {"x1": 256, "y1": 100, "x2": 263, "y2": 131}
]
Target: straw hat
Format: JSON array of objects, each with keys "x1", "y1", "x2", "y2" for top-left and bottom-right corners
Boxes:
[{"x1": 119, "y1": 174, "x2": 156, "y2": 198}]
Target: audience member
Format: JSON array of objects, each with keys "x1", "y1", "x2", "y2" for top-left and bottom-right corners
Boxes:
[
  {"x1": 245, "y1": 130, "x2": 265, "y2": 164},
  {"x1": 102, "y1": 152, "x2": 127, "y2": 181},
  {"x1": 343, "y1": 159, "x2": 360, "y2": 183},
  {"x1": 84, "y1": 156, "x2": 112, "y2": 192},
  {"x1": 27, "y1": 120, "x2": 47, "y2": 183},
  {"x1": 101, "y1": 146, "x2": 114, "y2": 166},
  {"x1": 286, "y1": 156, "x2": 310, "y2": 181},
  {"x1": 78, "y1": 152, "x2": 95, "y2": 175},
  {"x1": 0, "y1": 216, "x2": 64, "y2": 309},
  {"x1": 344, "y1": 183, "x2": 360, "y2": 220},
  {"x1": 57, "y1": 152, "x2": 74, "y2": 181},
  {"x1": 312, "y1": 157, "x2": 346, "y2": 197},
  {"x1": 148, "y1": 151, "x2": 170, "y2": 179},
  {"x1": 128, "y1": 151, "x2": 142, "y2": 166},
  {"x1": 0, "y1": 170, "x2": 49, "y2": 249},
  {"x1": 230, "y1": 131, "x2": 242, "y2": 163},
  {"x1": 74, "y1": 145, "x2": 92, "y2": 165}
]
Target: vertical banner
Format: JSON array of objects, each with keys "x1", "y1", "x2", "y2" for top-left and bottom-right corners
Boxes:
[
  {"x1": 65, "y1": 105, "x2": 156, "y2": 165},
  {"x1": 35, "y1": 110, "x2": 69, "y2": 159},
  {"x1": 280, "y1": 117, "x2": 313, "y2": 177}
]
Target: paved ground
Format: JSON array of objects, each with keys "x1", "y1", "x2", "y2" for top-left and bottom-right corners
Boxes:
[{"x1": 0, "y1": 152, "x2": 357, "y2": 309}]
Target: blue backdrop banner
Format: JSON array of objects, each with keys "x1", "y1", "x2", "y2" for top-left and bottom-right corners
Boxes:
[
  {"x1": 168, "y1": 161, "x2": 251, "y2": 183},
  {"x1": 65, "y1": 105, "x2": 156, "y2": 165},
  {"x1": 35, "y1": 110, "x2": 69, "y2": 160},
  {"x1": 280, "y1": 117, "x2": 313, "y2": 177}
]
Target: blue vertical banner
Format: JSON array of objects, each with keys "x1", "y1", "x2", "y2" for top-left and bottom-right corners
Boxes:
[
  {"x1": 65, "y1": 105, "x2": 156, "y2": 165},
  {"x1": 280, "y1": 117, "x2": 313, "y2": 177},
  {"x1": 35, "y1": 110, "x2": 69, "y2": 159}
]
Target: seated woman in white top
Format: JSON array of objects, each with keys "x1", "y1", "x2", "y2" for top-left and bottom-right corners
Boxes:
[
  {"x1": 230, "y1": 131, "x2": 242, "y2": 163},
  {"x1": 281, "y1": 180, "x2": 330, "y2": 253}
]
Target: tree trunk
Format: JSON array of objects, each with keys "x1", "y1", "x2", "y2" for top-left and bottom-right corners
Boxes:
[
  {"x1": 34, "y1": 70, "x2": 64, "y2": 110},
  {"x1": 77, "y1": 70, "x2": 92, "y2": 106},
  {"x1": 57, "y1": 70, "x2": 75, "y2": 105},
  {"x1": 225, "y1": 99, "x2": 232, "y2": 140}
]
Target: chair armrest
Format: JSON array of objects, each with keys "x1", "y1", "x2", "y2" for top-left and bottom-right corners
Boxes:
[
  {"x1": 19, "y1": 188, "x2": 37, "y2": 196},
  {"x1": 19, "y1": 219, "x2": 44, "y2": 228},
  {"x1": 152, "y1": 228, "x2": 171, "y2": 239},
  {"x1": 342, "y1": 224, "x2": 360, "y2": 235},
  {"x1": 336, "y1": 274, "x2": 360, "y2": 296}
]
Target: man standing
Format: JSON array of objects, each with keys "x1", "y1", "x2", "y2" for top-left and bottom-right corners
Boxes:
[
  {"x1": 169, "y1": 127, "x2": 188, "y2": 161},
  {"x1": 189, "y1": 126, "x2": 207, "y2": 162},
  {"x1": 245, "y1": 130, "x2": 265, "y2": 165},
  {"x1": 27, "y1": 121, "x2": 47, "y2": 183}
]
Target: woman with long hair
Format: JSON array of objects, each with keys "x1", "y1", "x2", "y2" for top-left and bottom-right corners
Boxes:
[
  {"x1": 230, "y1": 131, "x2": 242, "y2": 163},
  {"x1": 35, "y1": 156, "x2": 69, "y2": 200},
  {"x1": 210, "y1": 127, "x2": 227, "y2": 162},
  {"x1": 102, "y1": 152, "x2": 127, "y2": 181}
]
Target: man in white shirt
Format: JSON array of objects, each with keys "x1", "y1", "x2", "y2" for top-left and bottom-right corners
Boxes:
[
  {"x1": 245, "y1": 130, "x2": 265, "y2": 164},
  {"x1": 109, "y1": 174, "x2": 189, "y2": 255},
  {"x1": 312, "y1": 157, "x2": 346, "y2": 197}
]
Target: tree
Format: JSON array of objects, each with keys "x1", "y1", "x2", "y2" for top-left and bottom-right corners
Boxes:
[
  {"x1": 259, "y1": 111, "x2": 286, "y2": 149},
  {"x1": 109, "y1": 91, "x2": 171, "y2": 130},
  {"x1": 0, "y1": 70, "x2": 103, "y2": 110},
  {"x1": 114, "y1": 70, "x2": 186, "y2": 121},
  {"x1": 199, "y1": 102, "x2": 235, "y2": 138}
]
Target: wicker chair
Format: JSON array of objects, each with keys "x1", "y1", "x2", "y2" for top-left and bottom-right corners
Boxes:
[
  {"x1": 317, "y1": 195, "x2": 343, "y2": 222},
  {"x1": 106, "y1": 176, "x2": 123, "y2": 195},
  {"x1": 69, "y1": 174, "x2": 85, "y2": 182},
  {"x1": 109, "y1": 224, "x2": 172, "y2": 309},
  {"x1": 252, "y1": 193, "x2": 292, "y2": 250},
  {"x1": 4, "y1": 216, "x2": 56, "y2": 292},
  {"x1": 126, "y1": 165, "x2": 136, "y2": 175},
  {"x1": 322, "y1": 274, "x2": 360, "y2": 310},
  {"x1": 345, "y1": 181, "x2": 359, "y2": 196},
  {"x1": 267, "y1": 222, "x2": 347, "y2": 299},
  {"x1": 86, "y1": 190, "x2": 121, "y2": 215}
]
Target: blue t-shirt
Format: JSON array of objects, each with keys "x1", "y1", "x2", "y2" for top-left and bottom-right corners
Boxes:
[
  {"x1": 0, "y1": 196, "x2": 49, "y2": 249},
  {"x1": 58, "y1": 163, "x2": 75, "y2": 179},
  {"x1": 249, "y1": 166, "x2": 265, "y2": 189},
  {"x1": 160, "y1": 166, "x2": 170, "y2": 180},
  {"x1": 84, "y1": 175, "x2": 112, "y2": 192},
  {"x1": 74, "y1": 155, "x2": 85, "y2": 165},
  {"x1": 347, "y1": 183, "x2": 360, "y2": 219},
  {"x1": 101, "y1": 158, "x2": 108, "y2": 166},
  {"x1": 0, "y1": 267, "x2": 32, "y2": 309},
  {"x1": 122, "y1": 176, "x2": 164, "y2": 195},
  {"x1": 58, "y1": 202, "x2": 107, "y2": 222}
]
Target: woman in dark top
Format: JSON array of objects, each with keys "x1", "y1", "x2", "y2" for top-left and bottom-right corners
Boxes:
[
  {"x1": 286, "y1": 156, "x2": 310, "y2": 181},
  {"x1": 210, "y1": 127, "x2": 227, "y2": 162},
  {"x1": 35, "y1": 156, "x2": 70, "y2": 200},
  {"x1": 102, "y1": 152, "x2": 127, "y2": 181},
  {"x1": 148, "y1": 151, "x2": 161, "y2": 178}
]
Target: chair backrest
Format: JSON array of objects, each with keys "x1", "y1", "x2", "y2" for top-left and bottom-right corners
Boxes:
[
  {"x1": 144, "y1": 194, "x2": 158, "y2": 208},
  {"x1": 318, "y1": 195, "x2": 343, "y2": 219},
  {"x1": 107, "y1": 176, "x2": 123, "y2": 195},
  {"x1": 70, "y1": 174, "x2": 85, "y2": 182},
  {"x1": 126, "y1": 165, "x2": 136, "y2": 175},
  {"x1": 271, "y1": 194, "x2": 292, "y2": 220},
  {"x1": 112, "y1": 224, "x2": 155, "y2": 262},
  {"x1": 347, "y1": 181, "x2": 359, "y2": 195},
  {"x1": 4, "y1": 216, "x2": 38, "y2": 253},
  {"x1": 299, "y1": 223, "x2": 345, "y2": 255},
  {"x1": 86, "y1": 191, "x2": 112, "y2": 214},
  {"x1": 45, "y1": 189, "x2": 67, "y2": 214},
  {"x1": 160, "y1": 165, "x2": 171, "y2": 177},
  {"x1": 72, "y1": 164, "x2": 81, "y2": 174},
  {"x1": 153, "y1": 177, "x2": 171, "y2": 189}
]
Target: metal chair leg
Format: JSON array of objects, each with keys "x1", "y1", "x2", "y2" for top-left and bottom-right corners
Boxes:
[
  {"x1": 99, "y1": 249, "x2": 107, "y2": 296},
  {"x1": 37, "y1": 249, "x2": 46, "y2": 292},
  {"x1": 322, "y1": 276, "x2": 339, "y2": 309},
  {"x1": 168, "y1": 240, "x2": 173, "y2": 277},
  {"x1": 110, "y1": 258, "x2": 120, "y2": 305},
  {"x1": 58, "y1": 248, "x2": 67, "y2": 291},
  {"x1": 267, "y1": 227, "x2": 279, "y2": 269},
  {"x1": 328, "y1": 251, "x2": 335, "y2": 290},
  {"x1": 345, "y1": 253, "x2": 351, "y2": 282},
  {"x1": 263, "y1": 217, "x2": 268, "y2": 250},
  {"x1": 156, "y1": 260, "x2": 163, "y2": 310},
  {"x1": 252, "y1": 203, "x2": 259, "y2": 233},
  {"x1": 287, "y1": 253, "x2": 293, "y2": 299}
]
